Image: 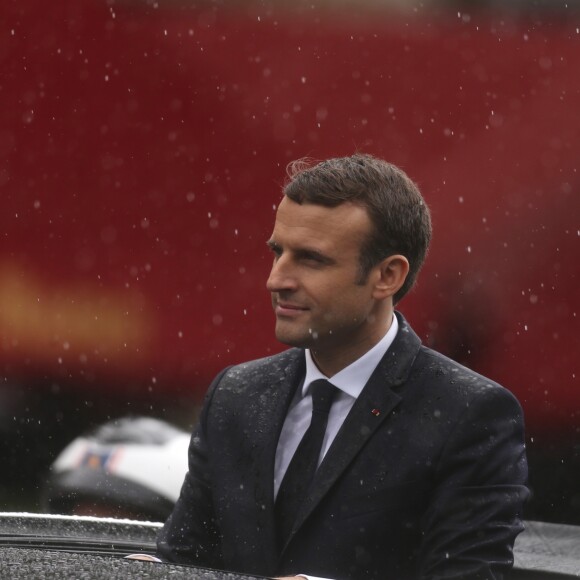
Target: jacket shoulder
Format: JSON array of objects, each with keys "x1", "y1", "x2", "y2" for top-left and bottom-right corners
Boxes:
[
  {"x1": 219, "y1": 348, "x2": 303, "y2": 386},
  {"x1": 415, "y1": 345, "x2": 522, "y2": 409}
]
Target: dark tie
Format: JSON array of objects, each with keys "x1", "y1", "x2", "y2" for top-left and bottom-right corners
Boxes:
[{"x1": 275, "y1": 378, "x2": 337, "y2": 547}]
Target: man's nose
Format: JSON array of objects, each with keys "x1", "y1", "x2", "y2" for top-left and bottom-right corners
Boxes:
[{"x1": 266, "y1": 256, "x2": 297, "y2": 292}]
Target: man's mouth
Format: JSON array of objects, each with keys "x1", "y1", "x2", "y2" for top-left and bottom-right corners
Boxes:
[{"x1": 274, "y1": 301, "x2": 308, "y2": 317}]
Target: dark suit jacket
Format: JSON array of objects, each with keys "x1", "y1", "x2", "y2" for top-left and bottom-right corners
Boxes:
[{"x1": 157, "y1": 312, "x2": 529, "y2": 579}]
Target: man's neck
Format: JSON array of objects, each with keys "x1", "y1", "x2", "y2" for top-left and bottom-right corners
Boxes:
[{"x1": 310, "y1": 313, "x2": 395, "y2": 378}]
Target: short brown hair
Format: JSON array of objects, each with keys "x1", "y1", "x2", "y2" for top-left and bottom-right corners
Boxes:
[{"x1": 283, "y1": 153, "x2": 432, "y2": 304}]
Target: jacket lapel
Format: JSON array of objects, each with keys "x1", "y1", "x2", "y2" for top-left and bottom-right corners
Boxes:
[
  {"x1": 282, "y1": 312, "x2": 422, "y2": 549},
  {"x1": 239, "y1": 349, "x2": 305, "y2": 566}
]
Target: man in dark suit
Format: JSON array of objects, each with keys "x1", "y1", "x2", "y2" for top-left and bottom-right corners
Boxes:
[{"x1": 157, "y1": 154, "x2": 528, "y2": 579}]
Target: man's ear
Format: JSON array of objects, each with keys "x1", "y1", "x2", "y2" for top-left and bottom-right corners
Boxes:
[{"x1": 372, "y1": 255, "x2": 410, "y2": 300}]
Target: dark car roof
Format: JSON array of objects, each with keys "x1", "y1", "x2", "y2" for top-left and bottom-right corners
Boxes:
[
  {"x1": 512, "y1": 520, "x2": 580, "y2": 579},
  {"x1": 1, "y1": 513, "x2": 579, "y2": 579},
  {"x1": 1, "y1": 547, "x2": 268, "y2": 580},
  {"x1": 0, "y1": 513, "x2": 266, "y2": 579}
]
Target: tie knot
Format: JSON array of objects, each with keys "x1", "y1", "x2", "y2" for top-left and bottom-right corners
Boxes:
[{"x1": 309, "y1": 379, "x2": 336, "y2": 414}]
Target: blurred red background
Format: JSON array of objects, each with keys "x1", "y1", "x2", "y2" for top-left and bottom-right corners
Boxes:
[{"x1": 1, "y1": 0, "x2": 579, "y2": 519}]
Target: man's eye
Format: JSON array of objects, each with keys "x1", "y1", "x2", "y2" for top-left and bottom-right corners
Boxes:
[
  {"x1": 301, "y1": 255, "x2": 324, "y2": 265},
  {"x1": 268, "y1": 244, "x2": 282, "y2": 257}
]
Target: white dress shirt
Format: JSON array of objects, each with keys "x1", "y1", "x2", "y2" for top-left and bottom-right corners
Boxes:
[{"x1": 273, "y1": 315, "x2": 399, "y2": 580}]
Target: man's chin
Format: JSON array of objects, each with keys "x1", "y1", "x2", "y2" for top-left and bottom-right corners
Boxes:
[
  {"x1": 275, "y1": 334, "x2": 306, "y2": 348},
  {"x1": 274, "y1": 327, "x2": 321, "y2": 349},
  {"x1": 275, "y1": 328, "x2": 309, "y2": 349}
]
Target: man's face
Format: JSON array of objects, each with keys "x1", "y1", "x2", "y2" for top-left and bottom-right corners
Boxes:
[{"x1": 266, "y1": 197, "x2": 388, "y2": 363}]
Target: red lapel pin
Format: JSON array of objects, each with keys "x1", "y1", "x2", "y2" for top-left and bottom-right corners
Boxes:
[{"x1": 371, "y1": 408, "x2": 381, "y2": 416}]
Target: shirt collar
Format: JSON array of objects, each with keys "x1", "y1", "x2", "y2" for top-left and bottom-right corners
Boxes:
[{"x1": 303, "y1": 313, "x2": 399, "y2": 400}]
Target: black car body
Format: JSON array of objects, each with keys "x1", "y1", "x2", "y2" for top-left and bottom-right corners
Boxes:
[{"x1": 0, "y1": 513, "x2": 577, "y2": 579}]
